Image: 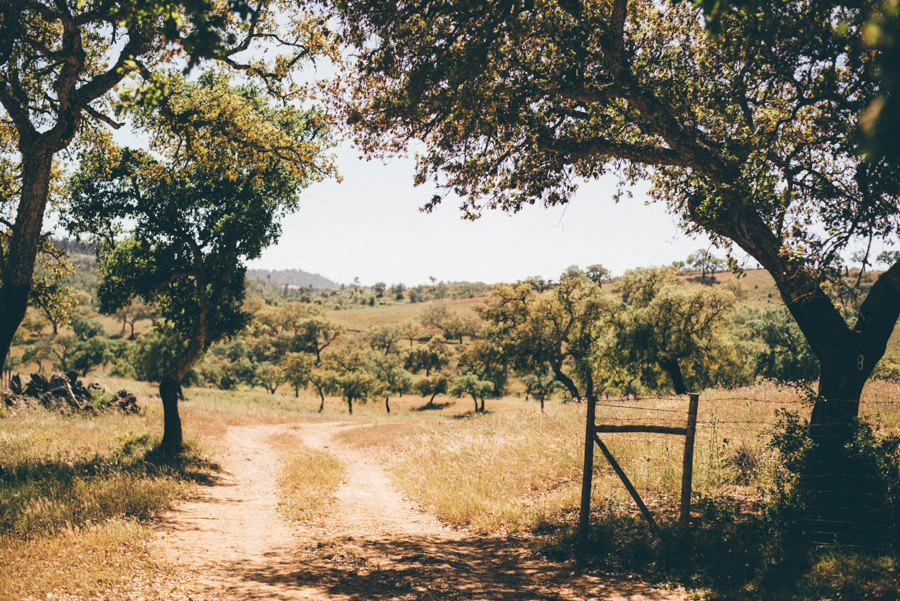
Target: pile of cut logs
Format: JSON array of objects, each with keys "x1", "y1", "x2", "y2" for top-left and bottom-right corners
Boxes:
[{"x1": 3, "y1": 372, "x2": 140, "y2": 414}]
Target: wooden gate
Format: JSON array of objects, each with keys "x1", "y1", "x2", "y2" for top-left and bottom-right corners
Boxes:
[{"x1": 578, "y1": 393, "x2": 699, "y2": 541}]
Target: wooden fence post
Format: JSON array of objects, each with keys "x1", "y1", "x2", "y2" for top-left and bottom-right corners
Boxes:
[
  {"x1": 679, "y1": 393, "x2": 700, "y2": 533},
  {"x1": 578, "y1": 394, "x2": 598, "y2": 544}
]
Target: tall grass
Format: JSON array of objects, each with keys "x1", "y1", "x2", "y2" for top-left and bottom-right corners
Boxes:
[
  {"x1": 270, "y1": 431, "x2": 345, "y2": 523},
  {"x1": 338, "y1": 380, "x2": 900, "y2": 535}
]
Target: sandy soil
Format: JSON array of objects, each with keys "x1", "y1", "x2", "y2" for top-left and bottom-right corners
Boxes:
[{"x1": 152, "y1": 422, "x2": 689, "y2": 601}]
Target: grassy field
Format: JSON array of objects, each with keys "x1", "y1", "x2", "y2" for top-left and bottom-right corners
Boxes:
[{"x1": 2, "y1": 376, "x2": 899, "y2": 600}]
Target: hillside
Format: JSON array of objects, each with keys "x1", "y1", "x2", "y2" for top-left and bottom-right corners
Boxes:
[{"x1": 246, "y1": 268, "x2": 338, "y2": 289}]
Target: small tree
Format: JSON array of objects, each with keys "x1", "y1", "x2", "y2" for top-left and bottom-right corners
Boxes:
[
  {"x1": 744, "y1": 306, "x2": 819, "y2": 383},
  {"x1": 415, "y1": 371, "x2": 451, "y2": 408},
  {"x1": 686, "y1": 249, "x2": 726, "y2": 280},
  {"x1": 520, "y1": 369, "x2": 564, "y2": 413},
  {"x1": 586, "y1": 264, "x2": 611, "y2": 287},
  {"x1": 369, "y1": 352, "x2": 412, "y2": 413},
  {"x1": 281, "y1": 352, "x2": 313, "y2": 397},
  {"x1": 448, "y1": 373, "x2": 494, "y2": 413},
  {"x1": 324, "y1": 348, "x2": 374, "y2": 415},
  {"x1": 365, "y1": 325, "x2": 403, "y2": 355},
  {"x1": 403, "y1": 336, "x2": 450, "y2": 376},
  {"x1": 398, "y1": 321, "x2": 422, "y2": 347},
  {"x1": 296, "y1": 316, "x2": 343, "y2": 364},
  {"x1": 308, "y1": 369, "x2": 338, "y2": 413},
  {"x1": 256, "y1": 362, "x2": 282, "y2": 395},
  {"x1": 609, "y1": 268, "x2": 737, "y2": 394}
]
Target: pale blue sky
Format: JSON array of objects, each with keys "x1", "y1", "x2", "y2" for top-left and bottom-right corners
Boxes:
[{"x1": 249, "y1": 142, "x2": 719, "y2": 286}]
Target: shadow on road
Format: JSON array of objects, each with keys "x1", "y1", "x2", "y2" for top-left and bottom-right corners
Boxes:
[{"x1": 214, "y1": 532, "x2": 679, "y2": 601}]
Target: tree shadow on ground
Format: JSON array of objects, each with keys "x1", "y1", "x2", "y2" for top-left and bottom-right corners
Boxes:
[
  {"x1": 412, "y1": 401, "x2": 455, "y2": 412},
  {"x1": 211, "y1": 532, "x2": 681, "y2": 601}
]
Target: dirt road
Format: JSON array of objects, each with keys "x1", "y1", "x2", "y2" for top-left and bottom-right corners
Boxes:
[{"x1": 153, "y1": 422, "x2": 688, "y2": 601}]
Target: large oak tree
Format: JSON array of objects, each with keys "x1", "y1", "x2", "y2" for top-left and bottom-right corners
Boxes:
[{"x1": 333, "y1": 0, "x2": 900, "y2": 441}]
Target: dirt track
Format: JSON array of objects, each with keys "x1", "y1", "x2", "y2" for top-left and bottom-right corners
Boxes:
[{"x1": 153, "y1": 422, "x2": 688, "y2": 601}]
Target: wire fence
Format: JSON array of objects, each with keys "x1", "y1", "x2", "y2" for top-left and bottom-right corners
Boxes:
[{"x1": 591, "y1": 391, "x2": 900, "y2": 550}]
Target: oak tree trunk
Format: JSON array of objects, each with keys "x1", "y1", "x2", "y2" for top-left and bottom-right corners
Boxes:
[
  {"x1": 0, "y1": 149, "x2": 54, "y2": 374},
  {"x1": 661, "y1": 359, "x2": 688, "y2": 396},
  {"x1": 159, "y1": 377, "x2": 184, "y2": 452}
]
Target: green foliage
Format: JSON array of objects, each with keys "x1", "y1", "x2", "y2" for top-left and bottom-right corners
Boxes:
[
  {"x1": 70, "y1": 337, "x2": 111, "y2": 377},
  {"x1": 66, "y1": 71, "x2": 332, "y2": 385},
  {"x1": 128, "y1": 326, "x2": 197, "y2": 385},
  {"x1": 73, "y1": 318, "x2": 105, "y2": 341},
  {"x1": 608, "y1": 268, "x2": 738, "y2": 394},
  {"x1": 322, "y1": 348, "x2": 375, "y2": 413},
  {"x1": 403, "y1": 336, "x2": 450, "y2": 376},
  {"x1": 479, "y1": 272, "x2": 616, "y2": 401},
  {"x1": 281, "y1": 352, "x2": 313, "y2": 396},
  {"x1": 743, "y1": 307, "x2": 820, "y2": 383},
  {"x1": 448, "y1": 373, "x2": 494, "y2": 413}
]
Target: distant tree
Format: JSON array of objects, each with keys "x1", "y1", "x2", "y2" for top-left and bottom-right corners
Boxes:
[
  {"x1": 256, "y1": 361, "x2": 282, "y2": 395},
  {"x1": 365, "y1": 325, "x2": 403, "y2": 355},
  {"x1": 877, "y1": 251, "x2": 900, "y2": 267},
  {"x1": 281, "y1": 352, "x2": 313, "y2": 397},
  {"x1": 373, "y1": 282, "x2": 386, "y2": 297},
  {"x1": 420, "y1": 304, "x2": 451, "y2": 331},
  {"x1": 389, "y1": 283, "x2": 406, "y2": 300},
  {"x1": 610, "y1": 268, "x2": 736, "y2": 394},
  {"x1": 586, "y1": 264, "x2": 611, "y2": 287},
  {"x1": 323, "y1": 348, "x2": 375, "y2": 415},
  {"x1": 71, "y1": 337, "x2": 111, "y2": 377},
  {"x1": 73, "y1": 318, "x2": 105, "y2": 341},
  {"x1": 441, "y1": 312, "x2": 481, "y2": 344},
  {"x1": 686, "y1": 249, "x2": 726, "y2": 280},
  {"x1": 369, "y1": 352, "x2": 413, "y2": 413},
  {"x1": 398, "y1": 321, "x2": 422, "y2": 347},
  {"x1": 519, "y1": 369, "x2": 564, "y2": 413},
  {"x1": 308, "y1": 369, "x2": 338, "y2": 413},
  {"x1": 448, "y1": 373, "x2": 494, "y2": 413},
  {"x1": 65, "y1": 73, "x2": 332, "y2": 452},
  {"x1": 115, "y1": 299, "x2": 157, "y2": 339},
  {"x1": 458, "y1": 338, "x2": 508, "y2": 400},
  {"x1": 403, "y1": 336, "x2": 450, "y2": 376},
  {"x1": 744, "y1": 307, "x2": 820, "y2": 383},
  {"x1": 296, "y1": 317, "x2": 343, "y2": 364},
  {"x1": 415, "y1": 371, "x2": 451, "y2": 408},
  {"x1": 478, "y1": 272, "x2": 617, "y2": 404}
]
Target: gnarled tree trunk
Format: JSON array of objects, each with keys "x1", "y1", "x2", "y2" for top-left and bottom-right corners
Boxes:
[{"x1": 0, "y1": 149, "x2": 55, "y2": 374}]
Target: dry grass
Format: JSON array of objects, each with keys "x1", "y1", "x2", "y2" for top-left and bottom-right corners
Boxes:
[
  {"x1": 0, "y1": 519, "x2": 205, "y2": 601},
  {"x1": 336, "y1": 380, "x2": 900, "y2": 534},
  {"x1": 326, "y1": 296, "x2": 485, "y2": 329},
  {"x1": 270, "y1": 431, "x2": 345, "y2": 523}
]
